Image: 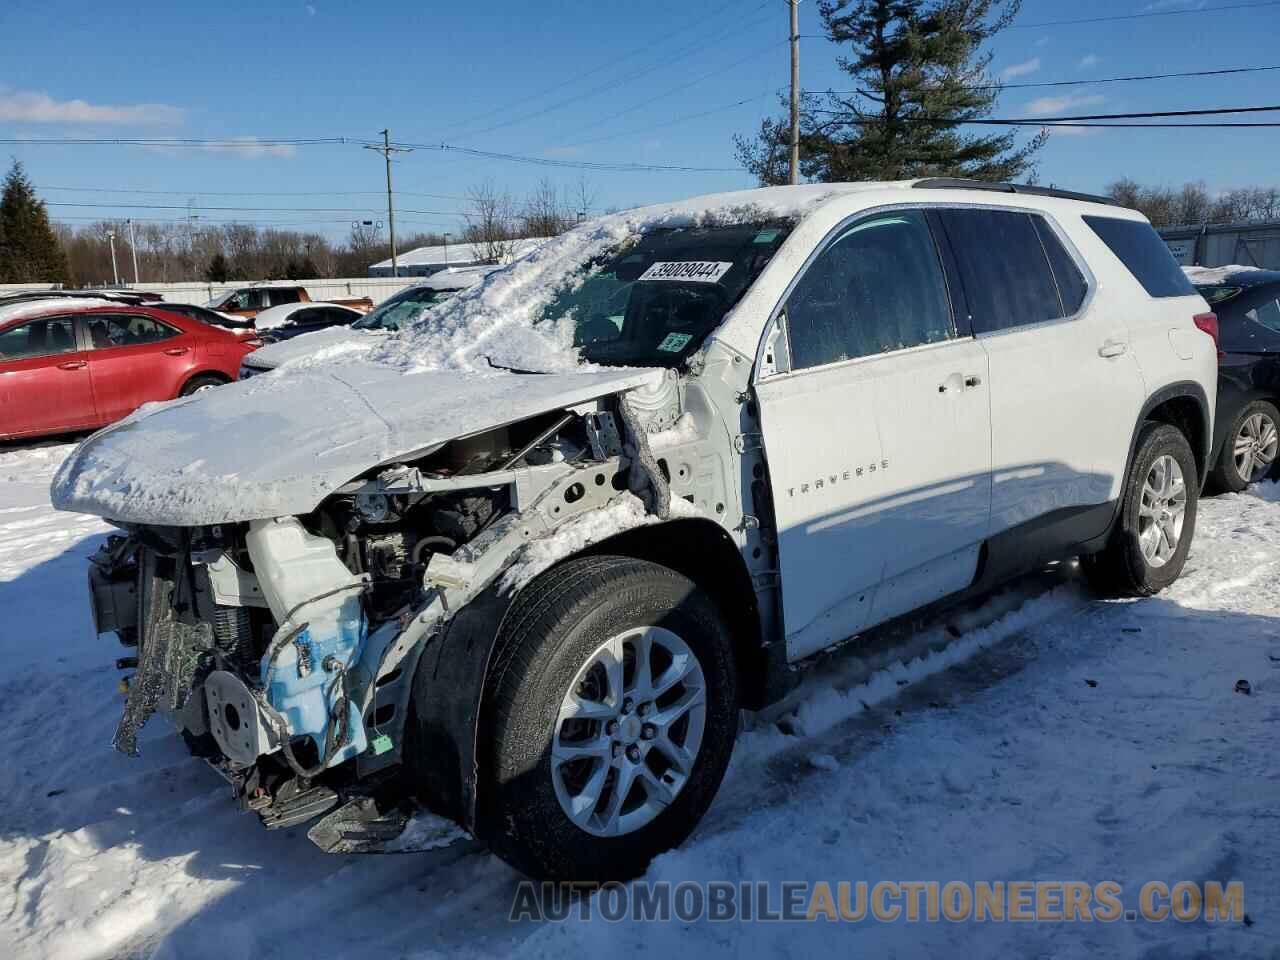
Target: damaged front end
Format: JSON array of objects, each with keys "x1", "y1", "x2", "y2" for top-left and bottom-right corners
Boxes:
[{"x1": 85, "y1": 377, "x2": 699, "y2": 852}]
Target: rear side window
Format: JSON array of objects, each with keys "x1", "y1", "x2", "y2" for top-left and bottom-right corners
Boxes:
[
  {"x1": 87, "y1": 314, "x2": 180, "y2": 348},
  {"x1": 269, "y1": 288, "x2": 302, "y2": 306},
  {"x1": 785, "y1": 210, "x2": 955, "y2": 370},
  {"x1": 1083, "y1": 216, "x2": 1196, "y2": 298},
  {"x1": 1032, "y1": 218, "x2": 1088, "y2": 315},
  {"x1": 938, "y1": 209, "x2": 1065, "y2": 334}
]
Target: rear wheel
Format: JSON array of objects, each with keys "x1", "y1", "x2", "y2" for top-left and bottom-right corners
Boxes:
[
  {"x1": 179, "y1": 374, "x2": 227, "y2": 397},
  {"x1": 479, "y1": 555, "x2": 738, "y2": 881},
  {"x1": 1083, "y1": 422, "x2": 1198, "y2": 596},
  {"x1": 1210, "y1": 400, "x2": 1279, "y2": 493}
]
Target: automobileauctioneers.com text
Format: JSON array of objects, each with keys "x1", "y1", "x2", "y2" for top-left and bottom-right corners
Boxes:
[{"x1": 511, "y1": 880, "x2": 1245, "y2": 924}]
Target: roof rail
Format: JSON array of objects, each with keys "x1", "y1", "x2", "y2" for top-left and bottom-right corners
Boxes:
[{"x1": 912, "y1": 178, "x2": 1116, "y2": 207}]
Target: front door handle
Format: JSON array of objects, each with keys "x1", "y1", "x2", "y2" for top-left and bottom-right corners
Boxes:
[
  {"x1": 163, "y1": 346, "x2": 189, "y2": 356},
  {"x1": 57, "y1": 359, "x2": 87, "y2": 370},
  {"x1": 964, "y1": 374, "x2": 982, "y2": 387},
  {"x1": 1098, "y1": 339, "x2": 1128, "y2": 358}
]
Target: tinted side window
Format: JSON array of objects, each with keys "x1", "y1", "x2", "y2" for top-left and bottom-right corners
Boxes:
[
  {"x1": 269, "y1": 288, "x2": 302, "y2": 306},
  {"x1": 785, "y1": 210, "x2": 955, "y2": 370},
  {"x1": 1032, "y1": 217, "x2": 1088, "y2": 314},
  {"x1": 1249, "y1": 297, "x2": 1280, "y2": 333},
  {"x1": 87, "y1": 314, "x2": 180, "y2": 348},
  {"x1": 938, "y1": 209, "x2": 1064, "y2": 334},
  {"x1": 0, "y1": 317, "x2": 78, "y2": 360},
  {"x1": 1083, "y1": 216, "x2": 1196, "y2": 297}
]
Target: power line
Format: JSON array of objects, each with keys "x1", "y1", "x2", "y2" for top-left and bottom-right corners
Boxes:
[
  {"x1": 1007, "y1": 0, "x2": 1280, "y2": 28},
  {"x1": 38, "y1": 183, "x2": 473, "y2": 201},
  {"x1": 447, "y1": 1, "x2": 775, "y2": 141},
  {"x1": 433, "y1": 0, "x2": 746, "y2": 138},
  {"x1": 393, "y1": 141, "x2": 742, "y2": 173},
  {"x1": 551, "y1": 41, "x2": 782, "y2": 145},
  {"x1": 43, "y1": 200, "x2": 467, "y2": 216},
  {"x1": 806, "y1": 64, "x2": 1280, "y2": 96},
  {"x1": 559, "y1": 93, "x2": 774, "y2": 149}
]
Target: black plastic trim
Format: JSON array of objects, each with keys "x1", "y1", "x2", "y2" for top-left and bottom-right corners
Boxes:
[{"x1": 912, "y1": 178, "x2": 1117, "y2": 207}]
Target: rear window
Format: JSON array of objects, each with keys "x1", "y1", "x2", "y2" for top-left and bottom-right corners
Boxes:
[{"x1": 1083, "y1": 216, "x2": 1196, "y2": 298}]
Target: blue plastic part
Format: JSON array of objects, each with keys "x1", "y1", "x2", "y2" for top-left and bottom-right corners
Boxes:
[{"x1": 261, "y1": 611, "x2": 369, "y2": 768}]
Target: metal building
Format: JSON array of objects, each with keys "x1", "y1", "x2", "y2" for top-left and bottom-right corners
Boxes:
[{"x1": 1160, "y1": 221, "x2": 1280, "y2": 270}]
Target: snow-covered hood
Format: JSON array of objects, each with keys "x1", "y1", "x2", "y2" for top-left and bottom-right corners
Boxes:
[
  {"x1": 243, "y1": 326, "x2": 380, "y2": 371},
  {"x1": 51, "y1": 360, "x2": 662, "y2": 525}
]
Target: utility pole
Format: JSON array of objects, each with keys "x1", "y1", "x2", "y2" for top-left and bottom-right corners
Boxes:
[
  {"x1": 126, "y1": 218, "x2": 140, "y2": 285},
  {"x1": 107, "y1": 231, "x2": 119, "y2": 286},
  {"x1": 364, "y1": 130, "x2": 413, "y2": 278},
  {"x1": 789, "y1": 0, "x2": 801, "y2": 185}
]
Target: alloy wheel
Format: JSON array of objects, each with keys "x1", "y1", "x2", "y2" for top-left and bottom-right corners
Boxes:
[
  {"x1": 1138, "y1": 454, "x2": 1187, "y2": 568},
  {"x1": 1233, "y1": 412, "x2": 1278, "y2": 483},
  {"x1": 551, "y1": 626, "x2": 707, "y2": 838}
]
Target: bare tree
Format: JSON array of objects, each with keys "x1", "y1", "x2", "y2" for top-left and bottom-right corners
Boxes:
[{"x1": 463, "y1": 179, "x2": 517, "y2": 261}]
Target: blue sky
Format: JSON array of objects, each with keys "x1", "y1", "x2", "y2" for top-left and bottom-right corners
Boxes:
[{"x1": 2, "y1": 0, "x2": 1278, "y2": 243}]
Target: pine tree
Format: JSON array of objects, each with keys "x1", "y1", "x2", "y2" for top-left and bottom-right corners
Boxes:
[
  {"x1": 0, "y1": 160, "x2": 70, "y2": 283},
  {"x1": 736, "y1": 0, "x2": 1046, "y2": 185},
  {"x1": 204, "y1": 253, "x2": 231, "y2": 283}
]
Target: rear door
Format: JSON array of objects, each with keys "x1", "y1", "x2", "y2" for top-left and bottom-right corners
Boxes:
[
  {"x1": 936, "y1": 207, "x2": 1145, "y2": 559},
  {"x1": 754, "y1": 209, "x2": 992, "y2": 661},
  {"x1": 84, "y1": 313, "x2": 195, "y2": 421},
  {"x1": 0, "y1": 315, "x2": 97, "y2": 438}
]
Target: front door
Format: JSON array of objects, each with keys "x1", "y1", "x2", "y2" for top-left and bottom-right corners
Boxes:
[
  {"x1": 0, "y1": 315, "x2": 97, "y2": 438},
  {"x1": 754, "y1": 209, "x2": 992, "y2": 662}
]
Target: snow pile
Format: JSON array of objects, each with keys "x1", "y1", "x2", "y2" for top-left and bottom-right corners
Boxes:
[{"x1": 1182, "y1": 264, "x2": 1266, "y2": 285}]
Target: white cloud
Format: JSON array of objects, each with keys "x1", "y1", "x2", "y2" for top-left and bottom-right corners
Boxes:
[
  {"x1": 1024, "y1": 93, "x2": 1106, "y2": 116},
  {"x1": 0, "y1": 87, "x2": 183, "y2": 126},
  {"x1": 1001, "y1": 57, "x2": 1041, "y2": 80},
  {"x1": 1077, "y1": 53, "x2": 1100, "y2": 69},
  {"x1": 203, "y1": 137, "x2": 296, "y2": 159}
]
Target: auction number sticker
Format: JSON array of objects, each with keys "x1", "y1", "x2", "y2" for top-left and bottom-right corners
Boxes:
[
  {"x1": 638, "y1": 261, "x2": 733, "y2": 283},
  {"x1": 657, "y1": 332, "x2": 693, "y2": 352}
]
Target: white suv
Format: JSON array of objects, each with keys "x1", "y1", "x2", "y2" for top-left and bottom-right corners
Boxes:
[{"x1": 56, "y1": 179, "x2": 1217, "y2": 881}]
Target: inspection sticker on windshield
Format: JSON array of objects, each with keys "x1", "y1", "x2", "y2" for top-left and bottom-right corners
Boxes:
[
  {"x1": 638, "y1": 261, "x2": 733, "y2": 283},
  {"x1": 657, "y1": 332, "x2": 693, "y2": 352}
]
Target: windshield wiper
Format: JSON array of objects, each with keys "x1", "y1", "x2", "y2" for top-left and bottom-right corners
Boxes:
[{"x1": 482, "y1": 355, "x2": 549, "y2": 375}]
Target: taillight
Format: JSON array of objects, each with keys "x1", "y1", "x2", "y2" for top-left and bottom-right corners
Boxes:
[{"x1": 1193, "y1": 312, "x2": 1222, "y2": 359}]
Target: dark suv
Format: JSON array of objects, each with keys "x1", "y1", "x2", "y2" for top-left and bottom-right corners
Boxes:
[{"x1": 1193, "y1": 268, "x2": 1280, "y2": 490}]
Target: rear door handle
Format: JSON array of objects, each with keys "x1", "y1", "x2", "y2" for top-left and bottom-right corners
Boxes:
[
  {"x1": 57, "y1": 360, "x2": 87, "y2": 370},
  {"x1": 1098, "y1": 339, "x2": 1128, "y2": 358},
  {"x1": 163, "y1": 346, "x2": 189, "y2": 356}
]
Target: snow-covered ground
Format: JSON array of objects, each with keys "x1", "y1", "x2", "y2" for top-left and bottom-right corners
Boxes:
[{"x1": 1, "y1": 442, "x2": 1277, "y2": 959}]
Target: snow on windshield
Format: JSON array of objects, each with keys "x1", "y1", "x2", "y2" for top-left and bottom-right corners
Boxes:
[{"x1": 369, "y1": 184, "x2": 862, "y2": 375}]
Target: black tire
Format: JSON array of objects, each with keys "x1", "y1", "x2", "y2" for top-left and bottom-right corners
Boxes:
[
  {"x1": 1083, "y1": 422, "x2": 1198, "y2": 596},
  {"x1": 479, "y1": 555, "x2": 738, "y2": 882},
  {"x1": 179, "y1": 373, "x2": 227, "y2": 397},
  {"x1": 1209, "y1": 399, "x2": 1280, "y2": 493}
]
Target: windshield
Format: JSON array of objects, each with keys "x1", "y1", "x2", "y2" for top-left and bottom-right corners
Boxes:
[
  {"x1": 353, "y1": 287, "x2": 456, "y2": 331},
  {"x1": 532, "y1": 222, "x2": 792, "y2": 367}
]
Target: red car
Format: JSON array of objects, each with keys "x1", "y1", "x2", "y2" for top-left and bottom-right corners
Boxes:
[{"x1": 0, "y1": 302, "x2": 259, "y2": 441}]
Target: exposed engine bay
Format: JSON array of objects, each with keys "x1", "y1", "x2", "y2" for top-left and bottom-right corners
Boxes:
[{"x1": 83, "y1": 374, "x2": 726, "y2": 851}]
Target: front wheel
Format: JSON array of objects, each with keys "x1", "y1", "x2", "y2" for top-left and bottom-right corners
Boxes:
[
  {"x1": 479, "y1": 556, "x2": 738, "y2": 881},
  {"x1": 1083, "y1": 422, "x2": 1198, "y2": 596},
  {"x1": 1210, "y1": 400, "x2": 1279, "y2": 493}
]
